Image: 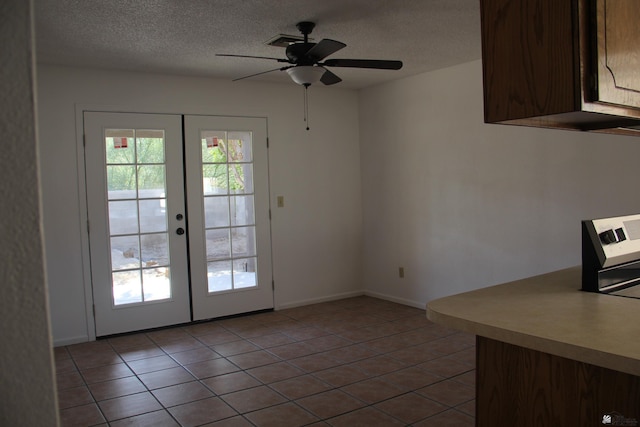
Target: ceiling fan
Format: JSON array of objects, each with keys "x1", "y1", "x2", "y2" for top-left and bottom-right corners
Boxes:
[{"x1": 217, "y1": 21, "x2": 403, "y2": 87}]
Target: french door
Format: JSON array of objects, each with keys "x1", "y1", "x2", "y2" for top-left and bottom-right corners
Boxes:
[
  {"x1": 184, "y1": 116, "x2": 273, "y2": 321},
  {"x1": 84, "y1": 112, "x2": 272, "y2": 336}
]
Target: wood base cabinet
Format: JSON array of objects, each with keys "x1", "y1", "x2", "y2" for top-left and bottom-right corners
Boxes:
[
  {"x1": 480, "y1": 0, "x2": 640, "y2": 135},
  {"x1": 477, "y1": 337, "x2": 640, "y2": 427}
]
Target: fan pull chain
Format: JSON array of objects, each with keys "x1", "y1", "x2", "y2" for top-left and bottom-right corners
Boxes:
[{"x1": 303, "y1": 84, "x2": 310, "y2": 131}]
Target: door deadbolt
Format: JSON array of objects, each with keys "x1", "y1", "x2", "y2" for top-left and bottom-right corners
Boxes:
[
  {"x1": 176, "y1": 227, "x2": 185, "y2": 235},
  {"x1": 176, "y1": 214, "x2": 184, "y2": 221}
]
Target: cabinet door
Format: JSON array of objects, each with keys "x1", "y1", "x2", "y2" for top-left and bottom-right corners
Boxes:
[{"x1": 595, "y1": 0, "x2": 640, "y2": 109}]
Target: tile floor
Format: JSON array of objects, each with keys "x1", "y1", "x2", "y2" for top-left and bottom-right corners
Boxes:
[{"x1": 55, "y1": 296, "x2": 476, "y2": 426}]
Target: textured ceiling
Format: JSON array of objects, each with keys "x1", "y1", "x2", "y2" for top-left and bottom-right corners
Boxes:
[{"x1": 34, "y1": 0, "x2": 482, "y2": 90}]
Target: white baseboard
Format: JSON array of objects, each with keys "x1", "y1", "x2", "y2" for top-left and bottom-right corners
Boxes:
[
  {"x1": 53, "y1": 292, "x2": 423, "y2": 346},
  {"x1": 276, "y1": 290, "x2": 365, "y2": 310},
  {"x1": 362, "y1": 290, "x2": 425, "y2": 310}
]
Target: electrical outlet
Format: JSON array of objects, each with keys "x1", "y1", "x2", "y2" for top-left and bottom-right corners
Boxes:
[
  {"x1": 399, "y1": 267, "x2": 405, "y2": 278},
  {"x1": 277, "y1": 196, "x2": 284, "y2": 207}
]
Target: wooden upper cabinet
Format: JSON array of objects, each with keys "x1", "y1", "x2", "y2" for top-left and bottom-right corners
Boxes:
[
  {"x1": 595, "y1": 0, "x2": 640, "y2": 109},
  {"x1": 480, "y1": 0, "x2": 640, "y2": 134}
]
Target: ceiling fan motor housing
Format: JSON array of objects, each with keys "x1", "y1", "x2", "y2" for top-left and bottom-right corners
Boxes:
[
  {"x1": 285, "y1": 21, "x2": 318, "y2": 64},
  {"x1": 285, "y1": 43, "x2": 316, "y2": 64}
]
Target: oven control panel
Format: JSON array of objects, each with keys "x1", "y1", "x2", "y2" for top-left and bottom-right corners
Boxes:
[{"x1": 584, "y1": 213, "x2": 640, "y2": 268}]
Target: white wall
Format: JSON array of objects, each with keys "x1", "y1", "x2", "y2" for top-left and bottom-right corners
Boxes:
[
  {"x1": 42, "y1": 58, "x2": 640, "y2": 345},
  {"x1": 359, "y1": 60, "x2": 640, "y2": 306},
  {"x1": 37, "y1": 65, "x2": 363, "y2": 345},
  {"x1": 1, "y1": 1, "x2": 59, "y2": 424}
]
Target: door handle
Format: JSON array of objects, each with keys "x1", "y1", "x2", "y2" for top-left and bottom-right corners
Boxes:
[{"x1": 176, "y1": 227, "x2": 185, "y2": 235}]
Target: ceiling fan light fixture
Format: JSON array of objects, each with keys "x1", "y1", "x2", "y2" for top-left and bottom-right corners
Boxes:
[{"x1": 286, "y1": 66, "x2": 326, "y2": 86}]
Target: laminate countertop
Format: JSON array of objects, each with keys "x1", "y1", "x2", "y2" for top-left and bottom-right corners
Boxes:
[{"x1": 426, "y1": 267, "x2": 640, "y2": 377}]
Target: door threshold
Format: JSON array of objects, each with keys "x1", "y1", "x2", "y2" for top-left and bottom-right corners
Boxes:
[{"x1": 96, "y1": 308, "x2": 275, "y2": 340}]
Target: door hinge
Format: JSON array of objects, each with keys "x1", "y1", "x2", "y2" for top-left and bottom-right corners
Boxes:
[
  {"x1": 272, "y1": 280, "x2": 275, "y2": 290},
  {"x1": 269, "y1": 209, "x2": 272, "y2": 220},
  {"x1": 92, "y1": 304, "x2": 95, "y2": 317},
  {"x1": 266, "y1": 137, "x2": 269, "y2": 148},
  {"x1": 83, "y1": 133, "x2": 86, "y2": 147},
  {"x1": 86, "y1": 220, "x2": 90, "y2": 234}
]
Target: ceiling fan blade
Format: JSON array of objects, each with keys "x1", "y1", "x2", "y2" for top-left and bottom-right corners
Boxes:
[
  {"x1": 323, "y1": 59, "x2": 403, "y2": 70},
  {"x1": 232, "y1": 66, "x2": 292, "y2": 82},
  {"x1": 320, "y1": 68, "x2": 342, "y2": 85},
  {"x1": 217, "y1": 54, "x2": 289, "y2": 63},
  {"x1": 305, "y1": 39, "x2": 346, "y2": 62}
]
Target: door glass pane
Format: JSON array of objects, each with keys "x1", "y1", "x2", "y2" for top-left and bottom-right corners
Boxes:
[
  {"x1": 206, "y1": 229, "x2": 230, "y2": 260},
  {"x1": 107, "y1": 165, "x2": 137, "y2": 199},
  {"x1": 199, "y1": 129, "x2": 258, "y2": 294},
  {"x1": 113, "y1": 270, "x2": 142, "y2": 305},
  {"x1": 229, "y1": 164, "x2": 254, "y2": 194},
  {"x1": 105, "y1": 128, "x2": 172, "y2": 306},
  {"x1": 105, "y1": 129, "x2": 135, "y2": 164},
  {"x1": 201, "y1": 131, "x2": 227, "y2": 163},
  {"x1": 137, "y1": 132, "x2": 165, "y2": 163},
  {"x1": 140, "y1": 233, "x2": 169, "y2": 266},
  {"x1": 228, "y1": 132, "x2": 252, "y2": 162},
  {"x1": 204, "y1": 196, "x2": 230, "y2": 228},
  {"x1": 111, "y1": 235, "x2": 140, "y2": 270},
  {"x1": 230, "y1": 196, "x2": 254, "y2": 226},
  {"x1": 108, "y1": 201, "x2": 139, "y2": 235},
  {"x1": 207, "y1": 261, "x2": 232, "y2": 292},
  {"x1": 137, "y1": 165, "x2": 165, "y2": 198},
  {"x1": 203, "y1": 164, "x2": 229, "y2": 195},
  {"x1": 142, "y1": 267, "x2": 171, "y2": 301},
  {"x1": 139, "y1": 199, "x2": 167, "y2": 233},
  {"x1": 233, "y1": 258, "x2": 257, "y2": 289},
  {"x1": 232, "y1": 226, "x2": 256, "y2": 257}
]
